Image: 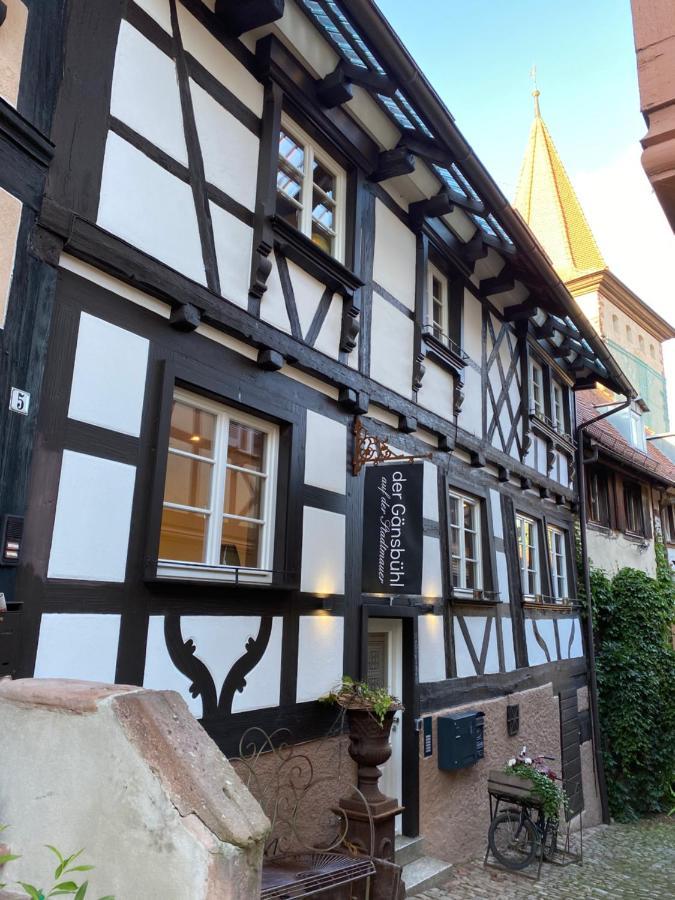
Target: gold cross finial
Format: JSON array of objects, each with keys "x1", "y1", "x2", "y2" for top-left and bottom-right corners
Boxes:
[{"x1": 530, "y1": 65, "x2": 541, "y2": 116}]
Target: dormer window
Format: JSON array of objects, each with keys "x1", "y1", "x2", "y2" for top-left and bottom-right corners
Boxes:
[
  {"x1": 529, "y1": 359, "x2": 544, "y2": 418},
  {"x1": 276, "y1": 121, "x2": 345, "y2": 261},
  {"x1": 629, "y1": 410, "x2": 646, "y2": 452}
]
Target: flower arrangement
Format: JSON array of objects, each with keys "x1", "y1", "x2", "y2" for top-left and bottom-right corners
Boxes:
[
  {"x1": 504, "y1": 746, "x2": 568, "y2": 820},
  {"x1": 320, "y1": 676, "x2": 402, "y2": 727}
]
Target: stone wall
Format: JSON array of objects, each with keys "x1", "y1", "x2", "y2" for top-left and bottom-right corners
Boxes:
[
  {"x1": 587, "y1": 527, "x2": 656, "y2": 578},
  {"x1": 418, "y1": 682, "x2": 597, "y2": 863},
  {"x1": 0, "y1": 679, "x2": 268, "y2": 899}
]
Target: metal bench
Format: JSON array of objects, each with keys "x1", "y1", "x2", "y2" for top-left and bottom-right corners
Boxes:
[{"x1": 235, "y1": 723, "x2": 377, "y2": 899}]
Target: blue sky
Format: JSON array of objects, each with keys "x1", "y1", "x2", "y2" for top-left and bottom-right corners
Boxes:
[{"x1": 376, "y1": 0, "x2": 643, "y2": 198}]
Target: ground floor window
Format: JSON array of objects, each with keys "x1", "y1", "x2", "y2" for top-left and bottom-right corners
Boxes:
[
  {"x1": 448, "y1": 490, "x2": 482, "y2": 592},
  {"x1": 623, "y1": 481, "x2": 645, "y2": 536},
  {"x1": 547, "y1": 526, "x2": 568, "y2": 601},
  {"x1": 158, "y1": 389, "x2": 278, "y2": 579}
]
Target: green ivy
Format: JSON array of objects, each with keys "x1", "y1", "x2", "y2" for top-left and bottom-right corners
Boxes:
[{"x1": 589, "y1": 550, "x2": 675, "y2": 821}]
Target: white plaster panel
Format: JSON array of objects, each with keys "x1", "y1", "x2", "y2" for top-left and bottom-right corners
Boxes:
[
  {"x1": 501, "y1": 617, "x2": 517, "y2": 671},
  {"x1": 525, "y1": 619, "x2": 550, "y2": 666},
  {"x1": 111, "y1": 21, "x2": 187, "y2": 165},
  {"x1": 464, "y1": 616, "x2": 488, "y2": 663},
  {"x1": 210, "y1": 202, "x2": 253, "y2": 309},
  {"x1": 489, "y1": 490, "x2": 503, "y2": 539},
  {"x1": 422, "y1": 535, "x2": 443, "y2": 599},
  {"x1": 232, "y1": 617, "x2": 283, "y2": 713},
  {"x1": 416, "y1": 360, "x2": 454, "y2": 422},
  {"x1": 370, "y1": 293, "x2": 414, "y2": 398},
  {"x1": 556, "y1": 617, "x2": 574, "y2": 661},
  {"x1": 418, "y1": 615, "x2": 446, "y2": 683},
  {"x1": 453, "y1": 620, "x2": 476, "y2": 679},
  {"x1": 569, "y1": 617, "x2": 584, "y2": 658},
  {"x1": 0, "y1": 186, "x2": 21, "y2": 327},
  {"x1": 462, "y1": 291, "x2": 482, "y2": 362},
  {"x1": 483, "y1": 619, "x2": 500, "y2": 674},
  {"x1": 176, "y1": 3, "x2": 263, "y2": 115},
  {"x1": 34, "y1": 614, "x2": 121, "y2": 683},
  {"x1": 301, "y1": 507, "x2": 345, "y2": 594},
  {"x1": 558, "y1": 453, "x2": 569, "y2": 487},
  {"x1": 48, "y1": 451, "x2": 136, "y2": 582},
  {"x1": 536, "y1": 436, "x2": 547, "y2": 475},
  {"x1": 68, "y1": 313, "x2": 149, "y2": 437},
  {"x1": 98, "y1": 132, "x2": 205, "y2": 285},
  {"x1": 423, "y1": 461, "x2": 439, "y2": 521},
  {"x1": 288, "y1": 260, "x2": 324, "y2": 338},
  {"x1": 458, "y1": 366, "x2": 482, "y2": 437},
  {"x1": 537, "y1": 618, "x2": 557, "y2": 660},
  {"x1": 259, "y1": 254, "x2": 292, "y2": 334},
  {"x1": 495, "y1": 550, "x2": 509, "y2": 601},
  {"x1": 144, "y1": 616, "x2": 202, "y2": 717},
  {"x1": 133, "y1": 0, "x2": 172, "y2": 32},
  {"x1": 305, "y1": 411, "x2": 346, "y2": 495},
  {"x1": 312, "y1": 291, "x2": 341, "y2": 360},
  {"x1": 296, "y1": 615, "x2": 344, "y2": 702},
  {"x1": 190, "y1": 79, "x2": 258, "y2": 210},
  {"x1": 373, "y1": 200, "x2": 416, "y2": 310}
]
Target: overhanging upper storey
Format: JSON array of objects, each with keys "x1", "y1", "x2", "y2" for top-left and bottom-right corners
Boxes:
[{"x1": 217, "y1": 0, "x2": 636, "y2": 400}]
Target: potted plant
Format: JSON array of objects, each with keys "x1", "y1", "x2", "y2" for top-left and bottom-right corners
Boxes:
[{"x1": 488, "y1": 747, "x2": 568, "y2": 820}]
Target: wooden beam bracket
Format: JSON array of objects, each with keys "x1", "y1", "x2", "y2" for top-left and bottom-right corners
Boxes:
[
  {"x1": 215, "y1": 0, "x2": 285, "y2": 36},
  {"x1": 370, "y1": 147, "x2": 416, "y2": 183},
  {"x1": 316, "y1": 62, "x2": 397, "y2": 108}
]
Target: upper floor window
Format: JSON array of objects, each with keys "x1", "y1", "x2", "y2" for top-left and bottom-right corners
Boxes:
[
  {"x1": 529, "y1": 359, "x2": 544, "y2": 418},
  {"x1": 664, "y1": 504, "x2": 675, "y2": 543},
  {"x1": 629, "y1": 410, "x2": 646, "y2": 452},
  {"x1": 448, "y1": 491, "x2": 482, "y2": 592},
  {"x1": 428, "y1": 264, "x2": 448, "y2": 343},
  {"x1": 588, "y1": 467, "x2": 610, "y2": 526},
  {"x1": 276, "y1": 121, "x2": 345, "y2": 261},
  {"x1": 547, "y1": 526, "x2": 568, "y2": 600},
  {"x1": 158, "y1": 390, "x2": 278, "y2": 581},
  {"x1": 516, "y1": 514, "x2": 540, "y2": 597},
  {"x1": 552, "y1": 381, "x2": 565, "y2": 434},
  {"x1": 623, "y1": 481, "x2": 645, "y2": 536}
]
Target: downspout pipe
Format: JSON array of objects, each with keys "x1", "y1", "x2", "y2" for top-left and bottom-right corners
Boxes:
[{"x1": 574, "y1": 393, "x2": 633, "y2": 824}]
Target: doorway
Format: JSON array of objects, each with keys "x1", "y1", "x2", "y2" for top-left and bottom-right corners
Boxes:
[{"x1": 367, "y1": 617, "x2": 403, "y2": 834}]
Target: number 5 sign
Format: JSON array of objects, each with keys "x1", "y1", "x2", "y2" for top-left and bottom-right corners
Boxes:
[{"x1": 9, "y1": 387, "x2": 30, "y2": 416}]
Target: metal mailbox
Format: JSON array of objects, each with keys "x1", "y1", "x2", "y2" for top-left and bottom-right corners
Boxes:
[{"x1": 437, "y1": 710, "x2": 485, "y2": 771}]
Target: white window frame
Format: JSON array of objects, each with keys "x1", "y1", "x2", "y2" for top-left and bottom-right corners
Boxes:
[
  {"x1": 551, "y1": 381, "x2": 565, "y2": 434},
  {"x1": 529, "y1": 359, "x2": 545, "y2": 419},
  {"x1": 629, "y1": 410, "x2": 646, "y2": 452},
  {"x1": 447, "y1": 490, "x2": 483, "y2": 594},
  {"x1": 427, "y1": 263, "x2": 449, "y2": 343},
  {"x1": 158, "y1": 388, "x2": 279, "y2": 583},
  {"x1": 547, "y1": 526, "x2": 568, "y2": 601},
  {"x1": 277, "y1": 116, "x2": 346, "y2": 263},
  {"x1": 515, "y1": 514, "x2": 540, "y2": 598}
]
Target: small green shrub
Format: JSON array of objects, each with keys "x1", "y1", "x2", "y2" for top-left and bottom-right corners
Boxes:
[
  {"x1": 321, "y1": 675, "x2": 401, "y2": 726},
  {"x1": 0, "y1": 836, "x2": 113, "y2": 900}
]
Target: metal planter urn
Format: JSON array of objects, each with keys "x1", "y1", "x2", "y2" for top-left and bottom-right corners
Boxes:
[{"x1": 339, "y1": 708, "x2": 403, "y2": 862}]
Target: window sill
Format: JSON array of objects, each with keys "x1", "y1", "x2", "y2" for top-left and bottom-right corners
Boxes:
[
  {"x1": 421, "y1": 328, "x2": 469, "y2": 376},
  {"x1": 271, "y1": 216, "x2": 363, "y2": 299},
  {"x1": 529, "y1": 413, "x2": 574, "y2": 450},
  {"x1": 151, "y1": 561, "x2": 297, "y2": 589},
  {"x1": 622, "y1": 531, "x2": 649, "y2": 544},
  {"x1": 522, "y1": 596, "x2": 579, "y2": 612},
  {"x1": 449, "y1": 589, "x2": 500, "y2": 606}
]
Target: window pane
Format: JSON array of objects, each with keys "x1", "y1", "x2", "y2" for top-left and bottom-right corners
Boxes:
[
  {"x1": 159, "y1": 508, "x2": 208, "y2": 562},
  {"x1": 169, "y1": 402, "x2": 215, "y2": 457},
  {"x1": 451, "y1": 556, "x2": 461, "y2": 587},
  {"x1": 164, "y1": 454, "x2": 212, "y2": 509},
  {"x1": 312, "y1": 158, "x2": 335, "y2": 198},
  {"x1": 463, "y1": 501, "x2": 475, "y2": 532},
  {"x1": 228, "y1": 422, "x2": 265, "y2": 471},
  {"x1": 449, "y1": 526, "x2": 460, "y2": 558},
  {"x1": 312, "y1": 189, "x2": 335, "y2": 232},
  {"x1": 224, "y1": 470, "x2": 263, "y2": 520},
  {"x1": 279, "y1": 131, "x2": 304, "y2": 172},
  {"x1": 311, "y1": 221, "x2": 334, "y2": 255},
  {"x1": 465, "y1": 529, "x2": 476, "y2": 560},
  {"x1": 448, "y1": 497, "x2": 460, "y2": 527},
  {"x1": 465, "y1": 560, "x2": 476, "y2": 589},
  {"x1": 220, "y1": 518, "x2": 261, "y2": 568}
]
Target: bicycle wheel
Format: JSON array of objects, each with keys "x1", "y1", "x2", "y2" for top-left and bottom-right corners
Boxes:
[{"x1": 488, "y1": 808, "x2": 539, "y2": 870}]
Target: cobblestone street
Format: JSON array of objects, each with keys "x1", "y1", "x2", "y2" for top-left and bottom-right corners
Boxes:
[{"x1": 411, "y1": 818, "x2": 675, "y2": 899}]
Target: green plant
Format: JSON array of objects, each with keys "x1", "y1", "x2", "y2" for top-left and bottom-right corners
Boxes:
[
  {"x1": 592, "y1": 560, "x2": 675, "y2": 820},
  {"x1": 321, "y1": 676, "x2": 401, "y2": 726},
  {"x1": 0, "y1": 837, "x2": 113, "y2": 900},
  {"x1": 504, "y1": 762, "x2": 568, "y2": 821}
]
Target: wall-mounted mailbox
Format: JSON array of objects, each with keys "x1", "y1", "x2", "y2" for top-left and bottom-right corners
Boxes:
[{"x1": 437, "y1": 710, "x2": 485, "y2": 771}]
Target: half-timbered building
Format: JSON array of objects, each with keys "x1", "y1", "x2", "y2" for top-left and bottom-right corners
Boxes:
[{"x1": 1, "y1": 0, "x2": 638, "y2": 875}]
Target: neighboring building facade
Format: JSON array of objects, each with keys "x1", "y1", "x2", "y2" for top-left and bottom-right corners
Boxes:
[
  {"x1": 1, "y1": 0, "x2": 638, "y2": 866},
  {"x1": 515, "y1": 90, "x2": 675, "y2": 436},
  {"x1": 578, "y1": 387, "x2": 675, "y2": 578},
  {"x1": 630, "y1": 0, "x2": 675, "y2": 230}
]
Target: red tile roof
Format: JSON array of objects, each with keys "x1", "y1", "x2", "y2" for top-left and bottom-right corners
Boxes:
[{"x1": 576, "y1": 389, "x2": 675, "y2": 486}]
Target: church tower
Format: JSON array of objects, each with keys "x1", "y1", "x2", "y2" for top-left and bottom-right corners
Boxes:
[{"x1": 514, "y1": 90, "x2": 675, "y2": 434}]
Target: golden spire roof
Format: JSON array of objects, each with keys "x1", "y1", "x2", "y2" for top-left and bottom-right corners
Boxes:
[{"x1": 514, "y1": 90, "x2": 606, "y2": 282}]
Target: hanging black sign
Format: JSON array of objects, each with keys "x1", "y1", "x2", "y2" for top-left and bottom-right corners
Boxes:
[{"x1": 362, "y1": 462, "x2": 423, "y2": 595}]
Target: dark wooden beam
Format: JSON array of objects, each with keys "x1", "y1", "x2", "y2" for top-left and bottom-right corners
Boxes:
[
  {"x1": 409, "y1": 191, "x2": 454, "y2": 229},
  {"x1": 480, "y1": 272, "x2": 515, "y2": 296},
  {"x1": 338, "y1": 387, "x2": 369, "y2": 414},
  {"x1": 215, "y1": 0, "x2": 284, "y2": 36},
  {"x1": 316, "y1": 62, "x2": 397, "y2": 108},
  {"x1": 470, "y1": 450, "x2": 486, "y2": 468},
  {"x1": 257, "y1": 348, "x2": 284, "y2": 371},
  {"x1": 169, "y1": 302, "x2": 201, "y2": 332},
  {"x1": 461, "y1": 233, "x2": 488, "y2": 263},
  {"x1": 498, "y1": 465, "x2": 510, "y2": 482},
  {"x1": 370, "y1": 147, "x2": 416, "y2": 182},
  {"x1": 503, "y1": 301, "x2": 540, "y2": 322},
  {"x1": 398, "y1": 129, "x2": 455, "y2": 167},
  {"x1": 398, "y1": 414, "x2": 417, "y2": 434},
  {"x1": 520, "y1": 476, "x2": 533, "y2": 491}
]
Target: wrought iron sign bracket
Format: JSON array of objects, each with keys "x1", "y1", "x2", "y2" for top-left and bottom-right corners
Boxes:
[{"x1": 352, "y1": 417, "x2": 432, "y2": 476}]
